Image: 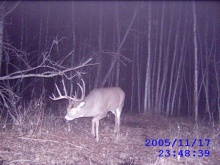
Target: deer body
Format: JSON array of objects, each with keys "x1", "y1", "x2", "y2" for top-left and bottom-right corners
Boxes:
[
  {"x1": 66, "y1": 87, "x2": 125, "y2": 141},
  {"x1": 50, "y1": 80, "x2": 125, "y2": 142}
]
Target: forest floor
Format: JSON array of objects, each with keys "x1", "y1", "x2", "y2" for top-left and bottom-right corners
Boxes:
[{"x1": 0, "y1": 111, "x2": 219, "y2": 165}]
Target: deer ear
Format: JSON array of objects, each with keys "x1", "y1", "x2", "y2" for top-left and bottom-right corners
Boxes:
[{"x1": 77, "y1": 101, "x2": 85, "y2": 108}]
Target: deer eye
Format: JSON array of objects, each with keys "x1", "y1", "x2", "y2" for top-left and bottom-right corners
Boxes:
[{"x1": 67, "y1": 103, "x2": 74, "y2": 110}]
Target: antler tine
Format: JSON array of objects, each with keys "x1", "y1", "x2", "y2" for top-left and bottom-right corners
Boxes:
[
  {"x1": 62, "y1": 79, "x2": 68, "y2": 96},
  {"x1": 49, "y1": 83, "x2": 63, "y2": 100},
  {"x1": 55, "y1": 84, "x2": 62, "y2": 96},
  {"x1": 49, "y1": 93, "x2": 55, "y2": 100},
  {"x1": 81, "y1": 78, "x2": 85, "y2": 99},
  {"x1": 77, "y1": 78, "x2": 85, "y2": 100},
  {"x1": 77, "y1": 83, "x2": 84, "y2": 100}
]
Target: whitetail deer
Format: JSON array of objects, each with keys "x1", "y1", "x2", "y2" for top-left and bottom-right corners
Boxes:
[{"x1": 50, "y1": 79, "x2": 125, "y2": 142}]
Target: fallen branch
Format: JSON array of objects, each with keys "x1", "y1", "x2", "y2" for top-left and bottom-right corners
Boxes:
[
  {"x1": 17, "y1": 137, "x2": 59, "y2": 143},
  {"x1": 17, "y1": 137, "x2": 87, "y2": 149}
]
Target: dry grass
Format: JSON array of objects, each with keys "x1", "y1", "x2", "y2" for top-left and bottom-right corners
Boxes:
[{"x1": 0, "y1": 107, "x2": 219, "y2": 165}]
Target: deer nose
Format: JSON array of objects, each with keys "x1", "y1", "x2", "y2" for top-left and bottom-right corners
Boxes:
[
  {"x1": 65, "y1": 118, "x2": 69, "y2": 122},
  {"x1": 65, "y1": 115, "x2": 72, "y2": 121},
  {"x1": 63, "y1": 118, "x2": 69, "y2": 123}
]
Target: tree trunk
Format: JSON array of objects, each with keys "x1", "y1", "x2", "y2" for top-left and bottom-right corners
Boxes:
[
  {"x1": 0, "y1": 4, "x2": 4, "y2": 75},
  {"x1": 155, "y1": 2, "x2": 166, "y2": 113},
  {"x1": 94, "y1": 2, "x2": 103, "y2": 89},
  {"x1": 70, "y1": 1, "x2": 76, "y2": 96},
  {"x1": 193, "y1": 1, "x2": 198, "y2": 123},
  {"x1": 144, "y1": 2, "x2": 152, "y2": 111}
]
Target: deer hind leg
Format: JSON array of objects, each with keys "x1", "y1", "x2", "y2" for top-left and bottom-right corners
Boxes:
[
  {"x1": 111, "y1": 110, "x2": 118, "y2": 133},
  {"x1": 113, "y1": 106, "x2": 122, "y2": 133},
  {"x1": 92, "y1": 119, "x2": 96, "y2": 137}
]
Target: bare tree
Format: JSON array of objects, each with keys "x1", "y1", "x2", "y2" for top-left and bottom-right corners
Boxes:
[
  {"x1": 214, "y1": 53, "x2": 220, "y2": 124},
  {"x1": 199, "y1": 20, "x2": 213, "y2": 122},
  {"x1": 211, "y1": 11, "x2": 219, "y2": 124},
  {"x1": 155, "y1": 2, "x2": 166, "y2": 113},
  {"x1": 0, "y1": 1, "x2": 20, "y2": 74},
  {"x1": 101, "y1": 6, "x2": 138, "y2": 87},
  {"x1": 144, "y1": 1, "x2": 152, "y2": 112},
  {"x1": 115, "y1": 2, "x2": 121, "y2": 87},
  {"x1": 193, "y1": 1, "x2": 198, "y2": 123},
  {"x1": 151, "y1": 3, "x2": 159, "y2": 113},
  {"x1": 172, "y1": 4, "x2": 188, "y2": 116},
  {"x1": 0, "y1": 5, "x2": 4, "y2": 75},
  {"x1": 69, "y1": 1, "x2": 76, "y2": 96},
  {"x1": 166, "y1": 3, "x2": 181, "y2": 116},
  {"x1": 94, "y1": 2, "x2": 103, "y2": 89},
  {"x1": 136, "y1": 10, "x2": 141, "y2": 113},
  {"x1": 45, "y1": 2, "x2": 51, "y2": 49}
]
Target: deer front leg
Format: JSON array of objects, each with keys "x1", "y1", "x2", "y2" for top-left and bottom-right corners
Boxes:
[
  {"x1": 114, "y1": 115, "x2": 118, "y2": 133},
  {"x1": 92, "y1": 119, "x2": 95, "y2": 137},
  {"x1": 92, "y1": 113, "x2": 107, "y2": 142},
  {"x1": 92, "y1": 118, "x2": 100, "y2": 141},
  {"x1": 95, "y1": 120, "x2": 99, "y2": 142}
]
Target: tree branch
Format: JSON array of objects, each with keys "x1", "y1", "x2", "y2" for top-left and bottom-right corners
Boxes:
[{"x1": 0, "y1": 58, "x2": 94, "y2": 80}]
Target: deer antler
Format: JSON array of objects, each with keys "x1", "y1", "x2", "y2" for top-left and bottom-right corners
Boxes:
[
  {"x1": 50, "y1": 79, "x2": 85, "y2": 101},
  {"x1": 79, "y1": 78, "x2": 85, "y2": 100}
]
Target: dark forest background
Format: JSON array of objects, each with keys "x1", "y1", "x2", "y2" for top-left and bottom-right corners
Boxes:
[{"x1": 0, "y1": 1, "x2": 220, "y2": 124}]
